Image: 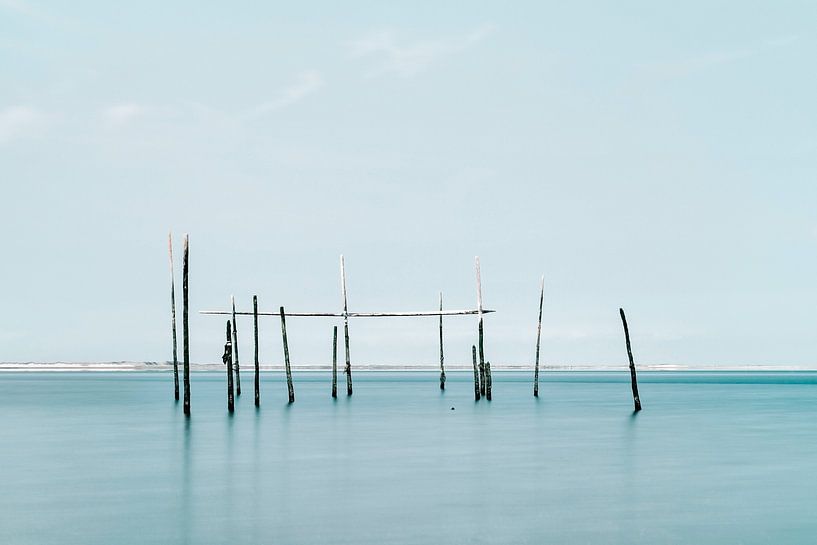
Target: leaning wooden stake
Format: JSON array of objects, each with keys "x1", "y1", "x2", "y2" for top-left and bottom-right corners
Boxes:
[
  {"x1": 231, "y1": 296, "x2": 241, "y2": 396},
  {"x1": 182, "y1": 234, "x2": 190, "y2": 416},
  {"x1": 476, "y1": 257, "x2": 486, "y2": 396},
  {"x1": 533, "y1": 275, "x2": 544, "y2": 397},
  {"x1": 439, "y1": 291, "x2": 446, "y2": 390},
  {"x1": 223, "y1": 320, "x2": 234, "y2": 412},
  {"x1": 619, "y1": 308, "x2": 642, "y2": 412},
  {"x1": 485, "y1": 360, "x2": 493, "y2": 401},
  {"x1": 332, "y1": 326, "x2": 338, "y2": 398},
  {"x1": 253, "y1": 295, "x2": 260, "y2": 407},
  {"x1": 280, "y1": 306, "x2": 295, "y2": 403},
  {"x1": 168, "y1": 232, "x2": 179, "y2": 401},
  {"x1": 472, "y1": 345, "x2": 480, "y2": 401},
  {"x1": 340, "y1": 255, "x2": 353, "y2": 396}
]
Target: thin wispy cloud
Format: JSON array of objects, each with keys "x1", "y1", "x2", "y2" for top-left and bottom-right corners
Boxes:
[
  {"x1": 0, "y1": 105, "x2": 45, "y2": 144},
  {"x1": 0, "y1": 0, "x2": 67, "y2": 25},
  {"x1": 642, "y1": 34, "x2": 801, "y2": 79},
  {"x1": 102, "y1": 103, "x2": 146, "y2": 126},
  {"x1": 349, "y1": 25, "x2": 495, "y2": 78},
  {"x1": 249, "y1": 70, "x2": 324, "y2": 117}
]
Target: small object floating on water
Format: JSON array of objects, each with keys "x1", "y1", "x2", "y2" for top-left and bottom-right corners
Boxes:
[{"x1": 450, "y1": 407, "x2": 455, "y2": 411}]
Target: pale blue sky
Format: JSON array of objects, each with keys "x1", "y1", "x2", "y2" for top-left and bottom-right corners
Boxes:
[{"x1": 1, "y1": 1, "x2": 816, "y2": 367}]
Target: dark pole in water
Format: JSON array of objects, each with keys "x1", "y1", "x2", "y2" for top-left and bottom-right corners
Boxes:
[
  {"x1": 231, "y1": 296, "x2": 241, "y2": 396},
  {"x1": 485, "y1": 361, "x2": 493, "y2": 401},
  {"x1": 472, "y1": 345, "x2": 480, "y2": 401},
  {"x1": 332, "y1": 326, "x2": 338, "y2": 398},
  {"x1": 476, "y1": 257, "x2": 486, "y2": 396},
  {"x1": 439, "y1": 291, "x2": 446, "y2": 390},
  {"x1": 619, "y1": 308, "x2": 642, "y2": 412},
  {"x1": 533, "y1": 275, "x2": 544, "y2": 397},
  {"x1": 168, "y1": 232, "x2": 179, "y2": 401},
  {"x1": 280, "y1": 306, "x2": 295, "y2": 403},
  {"x1": 341, "y1": 255, "x2": 353, "y2": 396},
  {"x1": 253, "y1": 295, "x2": 260, "y2": 407},
  {"x1": 182, "y1": 234, "x2": 190, "y2": 416},
  {"x1": 478, "y1": 320, "x2": 486, "y2": 396},
  {"x1": 224, "y1": 320, "x2": 234, "y2": 412}
]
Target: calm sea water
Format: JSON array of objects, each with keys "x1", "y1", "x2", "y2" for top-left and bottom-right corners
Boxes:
[{"x1": 1, "y1": 371, "x2": 815, "y2": 544}]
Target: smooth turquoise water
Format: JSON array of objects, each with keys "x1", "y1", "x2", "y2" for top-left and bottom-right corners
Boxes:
[{"x1": 1, "y1": 371, "x2": 815, "y2": 544}]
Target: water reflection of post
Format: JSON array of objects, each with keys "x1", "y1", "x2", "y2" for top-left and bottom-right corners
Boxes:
[{"x1": 181, "y1": 418, "x2": 192, "y2": 545}]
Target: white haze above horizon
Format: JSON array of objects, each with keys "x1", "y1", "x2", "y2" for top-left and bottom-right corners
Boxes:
[{"x1": 1, "y1": 1, "x2": 816, "y2": 368}]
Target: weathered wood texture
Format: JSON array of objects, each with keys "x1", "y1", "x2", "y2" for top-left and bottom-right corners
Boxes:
[
  {"x1": 533, "y1": 275, "x2": 544, "y2": 397},
  {"x1": 182, "y1": 234, "x2": 190, "y2": 416},
  {"x1": 200, "y1": 309, "x2": 496, "y2": 317},
  {"x1": 168, "y1": 232, "x2": 179, "y2": 401},
  {"x1": 476, "y1": 257, "x2": 486, "y2": 396},
  {"x1": 619, "y1": 308, "x2": 642, "y2": 412},
  {"x1": 231, "y1": 296, "x2": 241, "y2": 396},
  {"x1": 280, "y1": 306, "x2": 295, "y2": 403},
  {"x1": 223, "y1": 320, "x2": 234, "y2": 412},
  {"x1": 253, "y1": 295, "x2": 260, "y2": 407},
  {"x1": 472, "y1": 345, "x2": 480, "y2": 401},
  {"x1": 332, "y1": 326, "x2": 338, "y2": 398},
  {"x1": 341, "y1": 255, "x2": 353, "y2": 396},
  {"x1": 439, "y1": 292, "x2": 445, "y2": 390},
  {"x1": 485, "y1": 360, "x2": 493, "y2": 401},
  {"x1": 478, "y1": 319, "x2": 486, "y2": 396}
]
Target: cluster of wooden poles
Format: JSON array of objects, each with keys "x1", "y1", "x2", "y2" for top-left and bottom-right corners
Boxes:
[{"x1": 167, "y1": 233, "x2": 643, "y2": 416}]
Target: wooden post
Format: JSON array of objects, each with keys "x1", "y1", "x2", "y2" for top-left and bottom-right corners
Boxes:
[
  {"x1": 253, "y1": 295, "x2": 260, "y2": 407},
  {"x1": 439, "y1": 291, "x2": 445, "y2": 390},
  {"x1": 478, "y1": 321, "x2": 486, "y2": 396},
  {"x1": 485, "y1": 360, "x2": 492, "y2": 401},
  {"x1": 280, "y1": 306, "x2": 295, "y2": 403},
  {"x1": 619, "y1": 308, "x2": 642, "y2": 412},
  {"x1": 533, "y1": 275, "x2": 544, "y2": 397},
  {"x1": 223, "y1": 320, "x2": 234, "y2": 412},
  {"x1": 332, "y1": 326, "x2": 338, "y2": 398},
  {"x1": 472, "y1": 345, "x2": 480, "y2": 401},
  {"x1": 182, "y1": 234, "x2": 190, "y2": 416},
  {"x1": 168, "y1": 232, "x2": 179, "y2": 401},
  {"x1": 231, "y1": 296, "x2": 241, "y2": 396},
  {"x1": 476, "y1": 257, "x2": 486, "y2": 396},
  {"x1": 341, "y1": 255, "x2": 353, "y2": 396}
]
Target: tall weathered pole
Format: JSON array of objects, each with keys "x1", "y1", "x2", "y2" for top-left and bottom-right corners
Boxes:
[
  {"x1": 332, "y1": 326, "x2": 338, "y2": 398},
  {"x1": 533, "y1": 275, "x2": 545, "y2": 397},
  {"x1": 224, "y1": 320, "x2": 234, "y2": 412},
  {"x1": 472, "y1": 345, "x2": 480, "y2": 401},
  {"x1": 231, "y1": 296, "x2": 241, "y2": 396},
  {"x1": 476, "y1": 257, "x2": 486, "y2": 396},
  {"x1": 168, "y1": 232, "x2": 179, "y2": 401},
  {"x1": 340, "y1": 255, "x2": 353, "y2": 396},
  {"x1": 253, "y1": 295, "x2": 260, "y2": 407},
  {"x1": 619, "y1": 308, "x2": 642, "y2": 412},
  {"x1": 280, "y1": 306, "x2": 295, "y2": 403},
  {"x1": 182, "y1": 234, "x2": 190, "y2": 416},
  {"x1": 439, "y1": 291, "x2": 446, "y2": 390}
]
